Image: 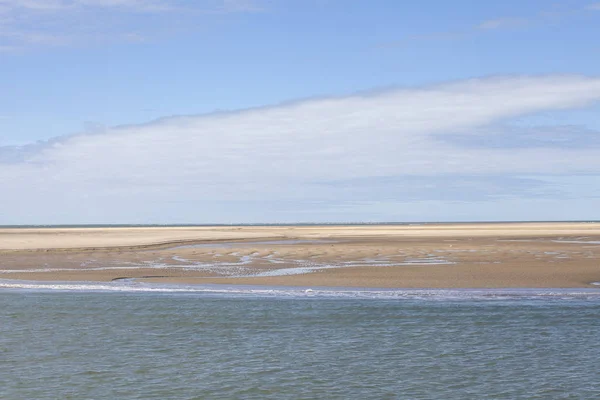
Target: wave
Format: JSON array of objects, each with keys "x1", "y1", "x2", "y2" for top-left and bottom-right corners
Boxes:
[{"x1": 1, "y1": 279, "x2": 599, "y2": 300}]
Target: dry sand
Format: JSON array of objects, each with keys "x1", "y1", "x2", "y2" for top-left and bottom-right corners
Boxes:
[{"x1": 1, "y1": 223, "x2": 600, "y2": 288}]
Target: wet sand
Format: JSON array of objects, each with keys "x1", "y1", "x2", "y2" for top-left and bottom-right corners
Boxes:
[{"x1": 1, "y1": 223, "x2": 600, "y2": 288}]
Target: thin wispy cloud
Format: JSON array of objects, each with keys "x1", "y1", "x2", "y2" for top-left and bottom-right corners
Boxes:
[
  {"x1": 0, "y1": 0, "x2": 263, "y2": 50},
  {"x1": 478, "y1": 2, "x2": 600, "y2": 32},
  {"x1": 380, "y1": 13, "x2": 535, "y2": 49},
  {"x1": 384, "y1": 2, "x2": 596, "y2": 49},
  {"x1": 0, "y1": 0, "x2": 175, "y2": 12},
  {"x1": 376, "y1": 31, "x2": 466, "y2": 49},
  {"x1": 1, "y1": 75, "x2": 600, "y2": 223},
  {"x1": 477, "y1": 17, "x2": 529, "y2": 30},
  {"x1": 220, "y1": 0, "x2": 264, "y2": 12},
  {"x1": 587, "y1": 2, "x2": 600, "y2": 10}
]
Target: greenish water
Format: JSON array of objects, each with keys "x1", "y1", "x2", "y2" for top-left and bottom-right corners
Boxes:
[{"x1": 1, "y1": 289, "x2": 600, "y2": 399}]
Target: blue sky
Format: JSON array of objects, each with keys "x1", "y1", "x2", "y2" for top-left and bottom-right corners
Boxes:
[{"x1": 1, "y1": 0, "x2": 600, "y2": 224}]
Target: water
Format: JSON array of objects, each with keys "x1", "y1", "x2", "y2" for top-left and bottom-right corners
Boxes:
[{"x1": 1, "y1": 288, "x2": 600, "y2": 399}]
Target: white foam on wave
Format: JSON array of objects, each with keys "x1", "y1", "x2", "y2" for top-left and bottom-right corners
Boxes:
[{"x1": 1, "y1": 279, "x2": 600, "y2": 300}]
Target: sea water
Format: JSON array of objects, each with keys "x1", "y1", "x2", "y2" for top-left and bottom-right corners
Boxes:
[{"x1": 1, "y1": 284, "x2": 600, "y2": 399}]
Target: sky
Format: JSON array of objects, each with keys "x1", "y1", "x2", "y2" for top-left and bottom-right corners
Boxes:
[{"x1": 1, "y1": 0, "x2": 600, "y2": 224}]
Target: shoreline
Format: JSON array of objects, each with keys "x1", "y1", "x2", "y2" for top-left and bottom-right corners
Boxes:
[
  {"x1": 1, "y1": 222, "x2": 600, "y2": 289},
  {"x1": 1, "y1": 279, "x2": 600, "y2": 299}
]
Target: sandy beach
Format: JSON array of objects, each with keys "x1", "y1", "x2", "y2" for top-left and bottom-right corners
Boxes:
[{"x1": 1, "y1": 222, "x2": 600, "y2": 288}]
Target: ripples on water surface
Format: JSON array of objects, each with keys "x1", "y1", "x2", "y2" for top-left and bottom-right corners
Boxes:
[{"x1": 1, "y1": 287, "x2": 600, "y2": 399}]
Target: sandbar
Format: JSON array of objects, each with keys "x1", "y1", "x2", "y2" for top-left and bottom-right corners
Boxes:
[{"x1": 1, "y1": 222, "x2": 599, "y2": 288}]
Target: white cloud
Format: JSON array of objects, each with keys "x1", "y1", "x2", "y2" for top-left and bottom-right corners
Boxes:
[
  {"x1": 587, "y1": 3, "x2": 600, "y2": 10},
  {"x1": 1, "y1": 75, "x2": 600, "y2": 223}
]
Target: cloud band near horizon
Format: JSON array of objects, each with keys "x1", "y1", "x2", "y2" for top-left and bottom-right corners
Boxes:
[{"x1": 2, "y1": 75, "x2": 600, "y2": 224}]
